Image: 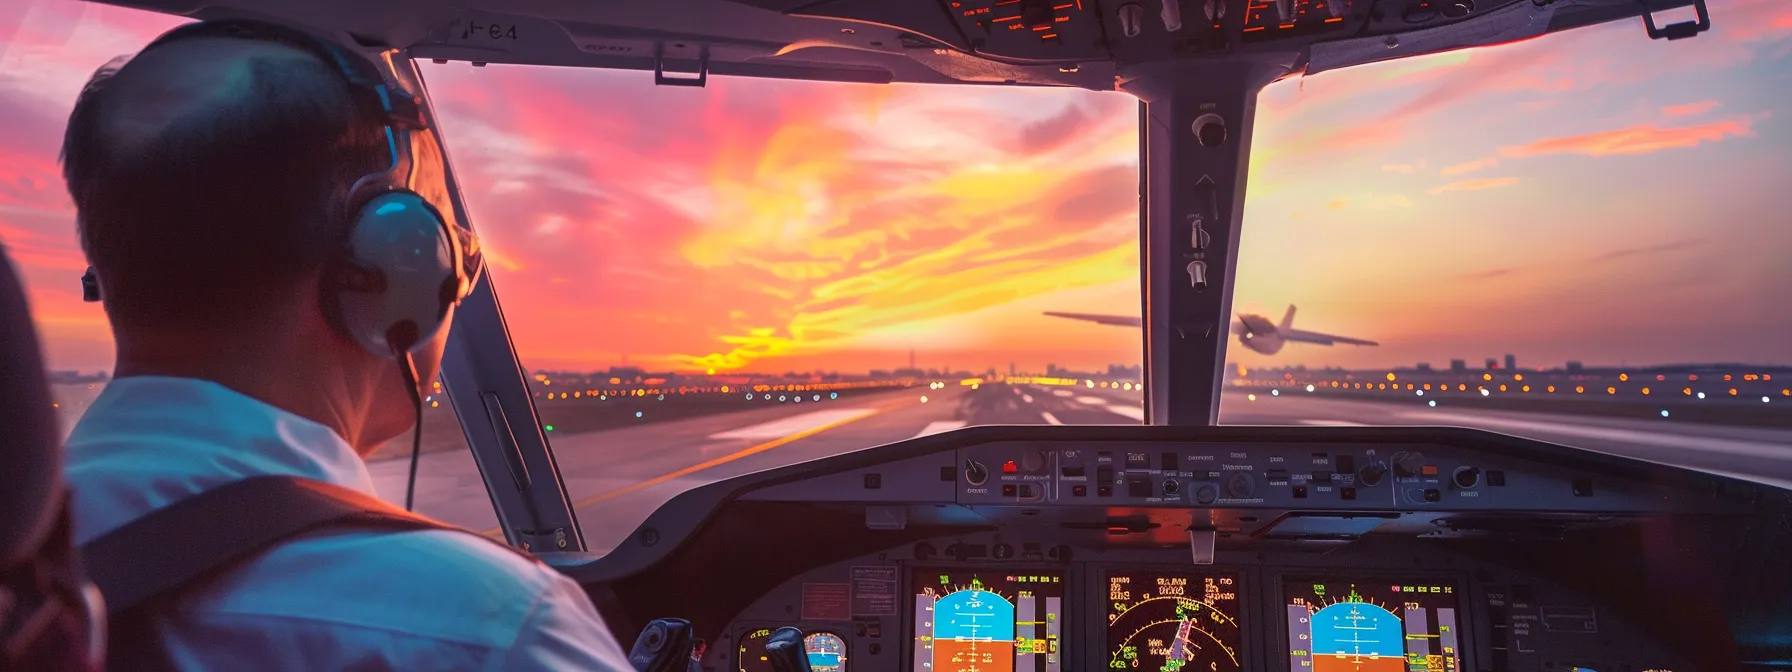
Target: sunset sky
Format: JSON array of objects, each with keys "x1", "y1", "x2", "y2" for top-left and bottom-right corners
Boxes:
[{"x1": 3, "y1": 1, "x2": 1789, "y2": 376}]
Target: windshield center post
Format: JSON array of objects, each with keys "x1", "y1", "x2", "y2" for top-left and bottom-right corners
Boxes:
[{"x1": 1122, "y1": 58, "x2": 1296, "y2": 425}]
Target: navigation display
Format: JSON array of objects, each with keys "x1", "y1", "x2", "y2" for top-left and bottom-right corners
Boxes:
[
  {"x1": 911, "y1": 569, "x2": 1063, "y2": 672},
  {"x1": 1106, "y1": 570, "x2": 1242, "y2": 672},
  {"x1": 1284, "y1": 577, "x2": 1463, "y2": 672}
]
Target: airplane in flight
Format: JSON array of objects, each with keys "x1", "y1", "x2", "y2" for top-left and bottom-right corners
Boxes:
[{"x1": 1043, "y1": 305, "x2": 1378, "y2": 355}]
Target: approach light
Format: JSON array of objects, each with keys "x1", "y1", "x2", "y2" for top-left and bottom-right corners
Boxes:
[
  {"x1": 746, "y1": 393, "x2": 753, "y2": 400},
  {"x1": 1306, "y1": 384, "x2": 1315, "y2": 392},
  {"x1": 921, "y1": 396, "x2": 929, "y2": 403},
  {"x1": 1247, "y1": 394, "x2": 1257, "y2": 401},
  {"x1": 1416, "y1": 390, "x2": 1424, "y2": 396},
  {"x1": 635, "y1": 411, "x2": 643, "y2": 418},
  {"x1": 1697, "y1": 392, "x2": 1706, "y2": 399},
  {"x1": 1271, "y1": 389, "x2": 1280, "y2": 396},
  {"x1": 1480, "y1": 389, "x2": 1489, "y2": 397},
  {"x1": 1427, "y1": 400, "x2": 1436, "y2": 407},
  {"x1": 830, "y1": 392, "x2": 838, "y2": 399},
  {"x1": 544, "y1": 425, "x2": 554, "y2": 431}
]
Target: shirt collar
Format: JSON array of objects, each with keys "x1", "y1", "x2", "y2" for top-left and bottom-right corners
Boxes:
[{"x1": 63, "y1": 375, "x2": 377, "y2": 544}]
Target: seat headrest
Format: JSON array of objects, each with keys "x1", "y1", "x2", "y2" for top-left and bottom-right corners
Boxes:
[{"x1": 0, "y1": 244, "x2": 60, "y2": 567}]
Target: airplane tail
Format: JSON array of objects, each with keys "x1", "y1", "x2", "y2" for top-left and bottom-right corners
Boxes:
[{"x1": 1279, "y1": 305, "x2": 1296, "y2": 331}]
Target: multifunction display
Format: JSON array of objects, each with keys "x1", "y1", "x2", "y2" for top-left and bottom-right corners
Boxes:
[{"x1": 1105, "y1": 569, "x2": 1242, "y2": 671}]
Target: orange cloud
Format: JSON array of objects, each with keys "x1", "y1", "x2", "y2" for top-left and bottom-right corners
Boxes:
[
  {"x1": 1661, "y1": 100, "x2": 1720, "y2": 117},
  {"x1": 1427, "y1": 177, "x2": 1519, "y2": 195},
  {"x1": 1500, "y1": 119, "x2": 1755, "y2": 158},
  {"x1": 1440, "y1": 157, "x2": 1498, "y2": 176}
]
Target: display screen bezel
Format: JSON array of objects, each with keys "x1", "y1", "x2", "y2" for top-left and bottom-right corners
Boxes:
[
  {"x1": 906, "y1": 564, "x2": 1071, "y2": 672},
  {"x1": 1276, "y1": 572, "x2": 1471, "y2": 672}
]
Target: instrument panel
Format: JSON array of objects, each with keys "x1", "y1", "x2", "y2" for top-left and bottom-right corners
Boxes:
[
  {"x1": 705, "y1": 548, "x2": 1690, "y2": 672},
  {"x1": 664, "y1": 428, "x2": 1740, "y2": 671}
]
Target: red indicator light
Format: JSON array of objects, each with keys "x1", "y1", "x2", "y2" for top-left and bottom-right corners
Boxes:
[{"x1": 1003, "y1": 460, "x2": 1019, "y2": 473}]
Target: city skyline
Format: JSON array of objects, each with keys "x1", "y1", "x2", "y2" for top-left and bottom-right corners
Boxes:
[{"x1": 2, "y1": 2, "x2": 1790, "y2": 375}]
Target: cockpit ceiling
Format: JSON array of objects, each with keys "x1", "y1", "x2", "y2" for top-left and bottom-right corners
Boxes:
[{"x1": 91, "y1": 0, "x2": 1704, "y2": 89}]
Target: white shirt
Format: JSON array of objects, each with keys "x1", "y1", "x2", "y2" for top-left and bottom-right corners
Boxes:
[{"x1": 64, "y1": 376, "x2": 637, "y2": 670}]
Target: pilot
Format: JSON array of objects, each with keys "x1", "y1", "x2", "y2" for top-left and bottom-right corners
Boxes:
[{"x1": 57, "y1": 22, "x2": 635, "y2": 670}]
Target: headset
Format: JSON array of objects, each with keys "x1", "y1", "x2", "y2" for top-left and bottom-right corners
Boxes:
[
  {"x1": 81, "y1": 18, "x2": 486, "y2": 362},
  {"x1": 79, "y1": 19, "x2": 487, "y2": 511}
]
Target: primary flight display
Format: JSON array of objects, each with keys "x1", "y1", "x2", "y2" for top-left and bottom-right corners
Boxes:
[
  {"x1": 1284, "y1": 577, "x2": 1463, "y2": 672},
  {"x1": 911, "y1": 569, "x2": 1064, "y2": 672}
]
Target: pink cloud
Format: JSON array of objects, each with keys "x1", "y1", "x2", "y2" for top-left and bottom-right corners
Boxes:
[
  {"x1": 1500, "y1": 118, "x2": 1755, "y2": 158},
  {"x1": 1661, "y1": 100, "x2": 1720, "y2": 117},
  {"x1": 1440, "y1": 157, "x2": 1498, "y2": 176}
]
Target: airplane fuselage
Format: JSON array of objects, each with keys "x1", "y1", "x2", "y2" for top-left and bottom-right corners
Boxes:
[
  {"x1": 1232, "y1": 315, "x2": 1286, "y2": 355},
  {"x1": 1044, "y1": 305, "x2": 1377, "y2": 355}
]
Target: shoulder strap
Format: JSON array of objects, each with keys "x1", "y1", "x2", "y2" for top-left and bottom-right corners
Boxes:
[{"x1": 80, "y1": 475, "x2": 528, "y2": 616}]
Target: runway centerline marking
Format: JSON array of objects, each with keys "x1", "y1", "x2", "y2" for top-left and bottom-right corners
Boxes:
[
  {"x1": 1040, "y1": 412, "x2": 1063, "y2": 425},
  {"x1": 1298, "y1": 419, "x2": 1371, "y2": 427},
  {"x1": 708, "y1": 408, "x2": 875, "y2": 440}
]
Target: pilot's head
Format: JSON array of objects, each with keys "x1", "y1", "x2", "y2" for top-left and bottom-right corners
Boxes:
[{"x1": 59, "y1": 22, "x2": 482, "y2": 454}]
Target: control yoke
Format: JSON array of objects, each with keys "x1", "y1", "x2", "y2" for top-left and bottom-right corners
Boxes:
[
  {"x1": 763, "y1": 626, "x2": 814, "y2": 672},
  {"x1": 626, "y1": 618, "x2": 700, "y2": 672}
]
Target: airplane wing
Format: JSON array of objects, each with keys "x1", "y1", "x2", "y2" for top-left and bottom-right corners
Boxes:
[
  {"x1": 1280, "y1": 329, "x2": 1379, "y2": 347},
  {"x1": 1042, "y1": 312, "x2": 1142, "y2": 327}
]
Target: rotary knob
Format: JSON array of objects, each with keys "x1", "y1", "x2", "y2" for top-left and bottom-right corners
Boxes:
[
  {"x1": 1194, "y1": 484, "x2": 1218, "y2": 504},
  {"x1": 1453, "y1": 466, "x2": 1482, "y2": 489},
  {"x1": 964, "y1": 460, "x2": 989, "y2": 486},
  {"x1": 1359, "y1": 460, "x2": 1388, "y2": 486},
  {"x1": 1224, "y1": 472, "x2": 1256, "y2": 499},
  {"x1": 1392, "y1": 451, "x2": 1426, "y2": 478}
]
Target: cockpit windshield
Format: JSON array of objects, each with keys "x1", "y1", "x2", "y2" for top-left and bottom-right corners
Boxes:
[{"x1": 7, "y1": 1, "x2": 1790, "y2": 555}]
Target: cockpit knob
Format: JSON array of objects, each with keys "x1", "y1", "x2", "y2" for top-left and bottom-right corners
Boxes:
[
  {"x1": 1326, "y1": 0, "x2": 1349, "y2": 18},
  {"x1": 1359, "y1": 460, "x2": 1388, "y2": 486},
  {"x1": 964, "y1": 460, "x2": 989, "y2": 486},
  {"x1": 1194, "y1": 483, "x2": 1218, "y2": 504},
  {"x1": 763, "y1": 627, "x2": 814, "y2": 672},
  {"x1": 1021, "y1": 450, "x2": 1047, "y2": 472},
  {"x1": 1453, "y1": 466, "x2": 1482, "y2": 489},
  {"x1": 1224, "y1": 472, "x2": 1256, "y2": 499},
  {"x1": 1393, "y1": 451, "x2": 1425, "y2": 478}
]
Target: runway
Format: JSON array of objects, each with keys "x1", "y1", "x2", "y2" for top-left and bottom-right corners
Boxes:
[{"x1": 366, "y1": 382, "x2": 1792, "y2": 555}]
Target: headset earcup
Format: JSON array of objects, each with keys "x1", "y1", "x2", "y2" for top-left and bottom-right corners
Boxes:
[{"x1": 330, "y1": 191, "x2": 458, "y2": 357}]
